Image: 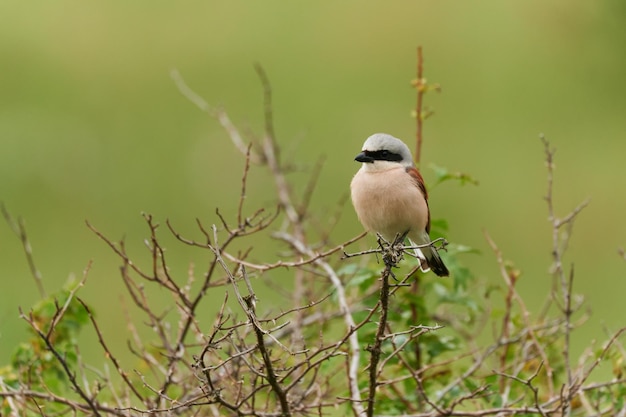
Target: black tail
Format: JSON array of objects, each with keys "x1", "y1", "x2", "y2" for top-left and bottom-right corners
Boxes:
[{"x1": 423, "y1": 246, "x2": 449, "y2": 277}]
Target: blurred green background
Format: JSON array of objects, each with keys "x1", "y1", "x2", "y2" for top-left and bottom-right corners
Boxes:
[{"x1": 1, "y1": 1, "x2": 625, "y2": 369}]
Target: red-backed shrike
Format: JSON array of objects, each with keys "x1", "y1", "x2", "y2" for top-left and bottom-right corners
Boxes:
[{"x1": 350, "y1": 133, "x2": 449, "y2": 277}]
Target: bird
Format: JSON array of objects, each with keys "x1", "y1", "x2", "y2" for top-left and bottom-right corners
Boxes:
[{"x1": 350, "y1": 133, "x2": 449, "y2": 277}]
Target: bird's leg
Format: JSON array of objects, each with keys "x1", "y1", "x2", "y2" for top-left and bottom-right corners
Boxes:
[
  {"x1": 376, "y1": 231, "x2": 408, "y2": 271},
  {"x1": 392, "y1": 230, "x2": 410, "y2": 253}
]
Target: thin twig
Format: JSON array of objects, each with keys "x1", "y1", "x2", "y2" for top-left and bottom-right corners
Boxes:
[
  {"x1": 415, "y1": 46, "x2": 424, "y2": 166},
  {"x1": 237, "y1": 144, "x2": 253, "y2": 227},
  {"x1": 494, "y1": 361, "x2": 548, "y2": 417},
  {"x1": 77, "y1": 297, "x2": 145, "y2": 403},
  {"x1": 541, "y1": 134, "x2": 590, "y2": 411},
  {"x1": 170, "y1": 69, "x2": 261, "y2": 162},
  {"x1": 1, "y1": 203, "x2": 46, "y2": 298}
]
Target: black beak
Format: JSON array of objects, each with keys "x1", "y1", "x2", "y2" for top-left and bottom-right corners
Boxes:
[{"x1": 355, "y1": 151, "x2": 374, "y2": 163}]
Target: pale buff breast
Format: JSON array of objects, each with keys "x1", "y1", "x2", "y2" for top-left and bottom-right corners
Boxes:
[{"x1": 351, "y1": 166, "x2": 429, "y2": 242}]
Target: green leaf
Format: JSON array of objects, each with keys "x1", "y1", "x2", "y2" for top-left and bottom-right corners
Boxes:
[{"x1": 430, "y1": 163, "x2": 479, "y2": 187}]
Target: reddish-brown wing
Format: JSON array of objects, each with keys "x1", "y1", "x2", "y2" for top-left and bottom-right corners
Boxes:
[{"x1": 406, "y1": 166, "x2": 431, "y2": 234}]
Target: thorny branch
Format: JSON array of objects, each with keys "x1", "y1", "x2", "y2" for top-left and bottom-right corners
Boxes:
[{"x1": 366, "y1": 233, "x2": 407, "y2": 417}]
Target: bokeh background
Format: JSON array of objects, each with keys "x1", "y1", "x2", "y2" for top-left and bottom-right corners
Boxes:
[{"x1": 1, "y1": 1, "x2": 625, "y2": 372}]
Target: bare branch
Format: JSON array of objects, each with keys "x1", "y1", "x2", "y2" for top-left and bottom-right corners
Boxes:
[
  {"x1": 1, "y1": 202, "x2": 46, "y2": 298},
  {"x1": 171, "y1": 68, "x2": 261, "y2": 162}
]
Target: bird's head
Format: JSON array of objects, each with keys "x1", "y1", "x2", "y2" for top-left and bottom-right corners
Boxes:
[{"x1": 354, "y1": 133, "x2": 414, "y2": 170}]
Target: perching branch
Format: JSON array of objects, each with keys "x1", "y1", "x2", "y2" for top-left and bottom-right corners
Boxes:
[{"x1": 366, "y1": 232, "x2": 408, "y2": 417}]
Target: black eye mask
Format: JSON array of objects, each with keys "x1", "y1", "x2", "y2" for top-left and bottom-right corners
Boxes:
[{"x1": 357, "y1": 149, "x2": 403, "y2": 163}]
